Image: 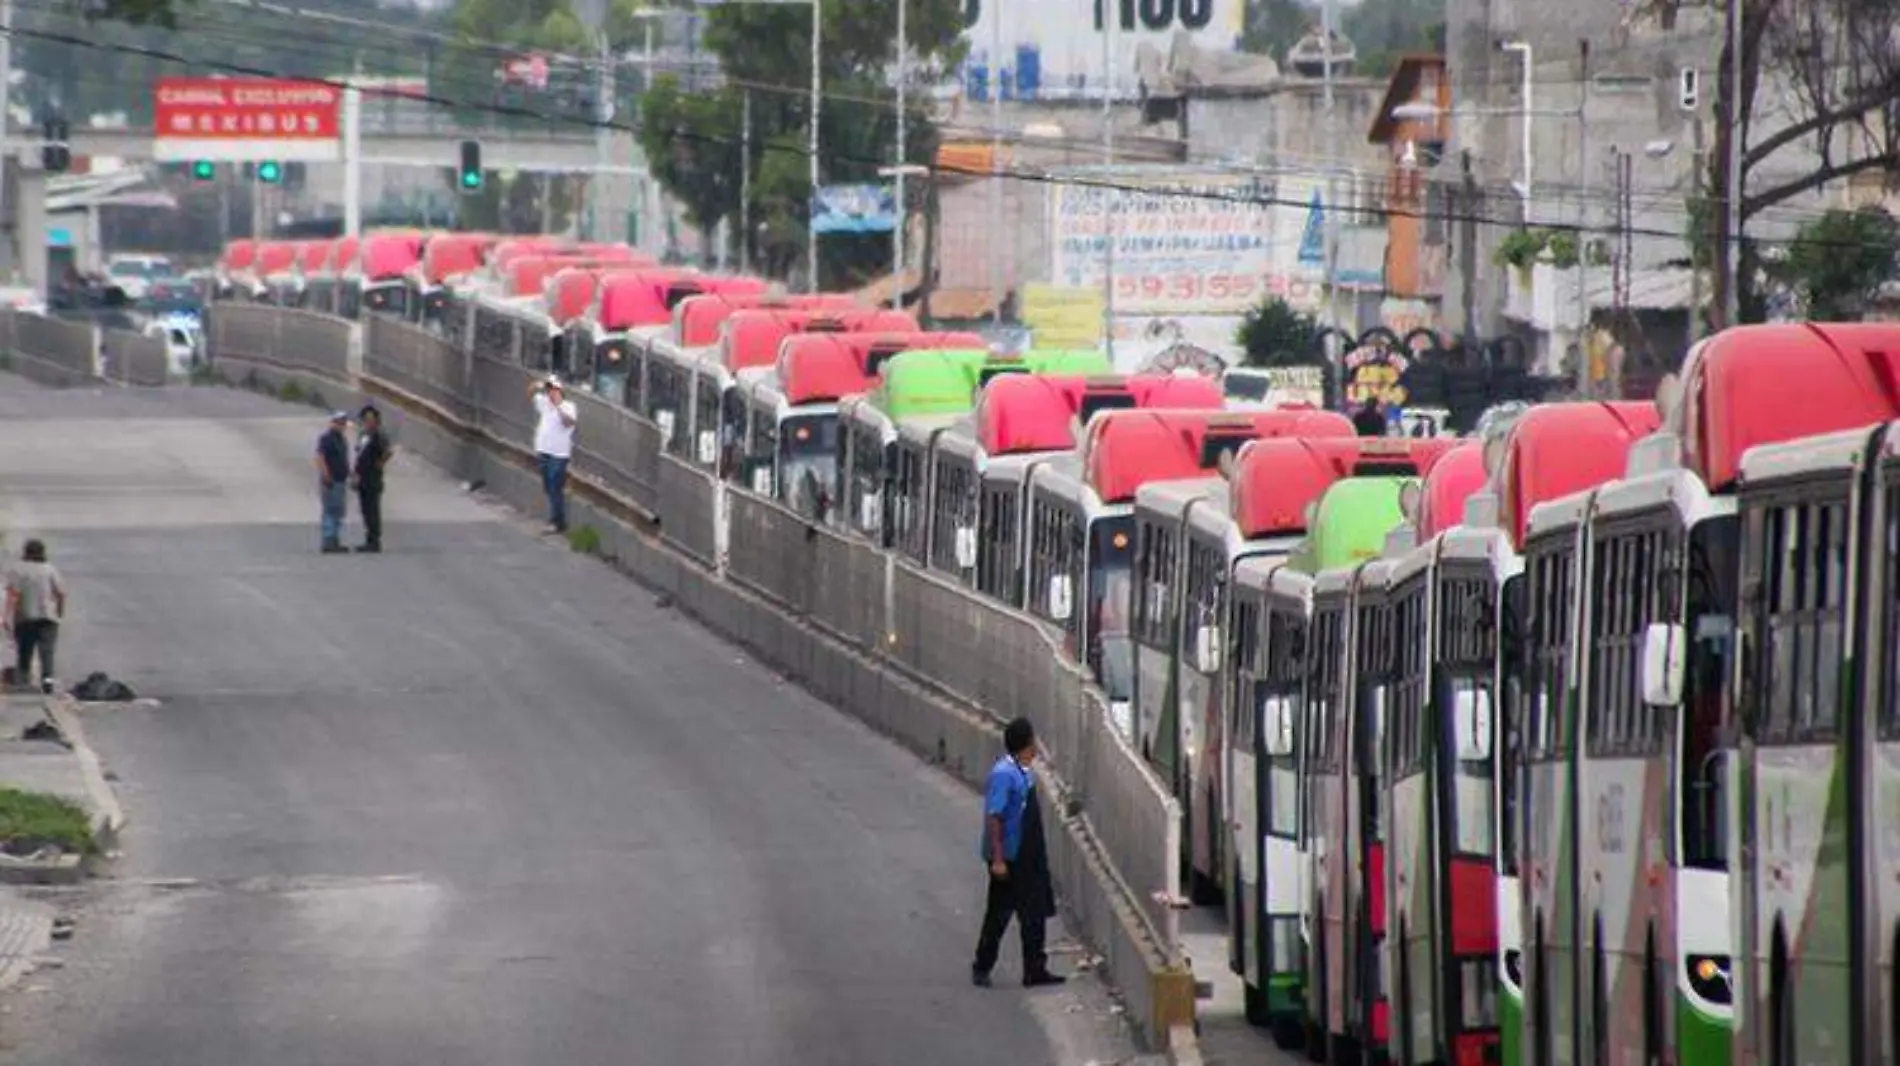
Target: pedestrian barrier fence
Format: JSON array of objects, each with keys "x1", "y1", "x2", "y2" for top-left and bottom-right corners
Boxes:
[
  {"x1": 100, "y1": 329, "x2": 170, "y2": 388},
  {"x1": 190, "y1": 303, "x2": 1189, "y2": 1035},
  {"x1": 0, "y1": 309, "x2": 180, "y2": 388}
]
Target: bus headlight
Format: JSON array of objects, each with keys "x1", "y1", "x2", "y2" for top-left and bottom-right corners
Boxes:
[{"x1": 1686, "y1": 955, "x2": 1731, "y2": 1005}]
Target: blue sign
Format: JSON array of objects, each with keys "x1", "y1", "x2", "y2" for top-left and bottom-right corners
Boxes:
[
  {"x1": 811, "y1": 184, "x2": 897, "y2": 236},
  {"x1": 47, "y1": 228, "x2": 72, "y2": 248},
  {"x1": 1298, "y1": 189, "x2": 1325, "y2": 266}
]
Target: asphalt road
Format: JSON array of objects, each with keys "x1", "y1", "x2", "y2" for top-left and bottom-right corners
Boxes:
[{"x1": 0, "y1": 375, "x2": 1146, "y2": 1065}]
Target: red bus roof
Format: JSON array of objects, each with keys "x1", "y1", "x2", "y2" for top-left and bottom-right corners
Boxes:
[
  {"x1": 674, "y1": 293, "x2": 863, "y2": 348},
  {"x1": 974, "y1": 373, "x2": 1228, "y2": 457},
  {"x1": 1677, "y1": 322, "x2": 1900, "y2": 492},
  {"x1": 1084, "y1": 409, "x2": 1358, "y2": 505},
  {"x1": 1415, "y1": 442, "x2": 1488, "y2": 540},
  {"x1": 489, "y1": 238, "x2": 569, "y2": 272},
  {"x1": 221, "y1": 239, "x2": 256, "y2": 272},
  {"x1": 1498, "y1": 402, "x2": 1662, "y2": 549},
  {"x1": 776, "y1": 340, "x2": 876, "y2": 406},
  {"x1": 327, "y1": 236, "x2": 359, "y2": 274},
  {"x1": 596, "y1": 270, "x2": 708, "y2": 330},
  {"x1": 296, "y1": 240, "x2": 332, "y2": 274},
  {"x1": 360, "y1": 234, "x2": 423, "y2": 280},
  {"x1": 545, "y1": 264, "x2": 653, "y2": 325},
  {"x1": 720, "y1": 308, "x2": 921, "y2": 374},
  {"x1": 420, "y1": 234, "x2": 492, "y2": 284},
  {"x1": 505, "y1": 255, "x2": 625, "y2": 299},
  {"x1": 1230, "y1": 436, "x2": 1460, "y2": 539},
  {"x1": 256, "y1": 241, "x2": 299, "y2": 277},
  {"x1": 776, "y1": 330, "x2": 986, "y2": 377},
  {"x1": 570, "y1": 242, "x2": 653, "y2": 265}
]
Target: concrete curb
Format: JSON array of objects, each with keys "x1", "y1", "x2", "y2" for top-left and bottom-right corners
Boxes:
[
  {"x1": 44, "y1": 696, "x2": 126, "y2": 855},
  {"x1": 1166, "y1": 1023, "x2": 1204, "y2": 1066}
]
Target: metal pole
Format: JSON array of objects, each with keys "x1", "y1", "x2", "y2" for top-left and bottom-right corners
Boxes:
[
  {"x1": 1691, "y1": 117, "x2": 1704, "y2": 339},
  {"x1": 740, "y1": 89, "x2": 752, "y2": 274},
  {"x1": 593, "y1": 32, "x2": 614, "y2": 242},
  {"x1": 1575, "y1": 39, "x2": 1590, "y2": 399},
  {"x1": 893, "y1": 0, "x2": 906, "y2": 293},
  {"x1": 0, "y1": 0, "x2": 13, "y2": 282},
  {"x1": 1101, "y1": 0, "x2": 1116, "y2": 366},
  {"x1": 989, "y1": 0, "x2": 1003, "y2": 326},
  {"x1": 1321, "y1": 0, "x2": 1342, "y2": 402},
  {"x1": 1723, "y1": 0, "x2": 1742, "y2": 328},
  {"x1": 807, "y1": 0, "x2": 822, "y2": 293},
  {"x1": 343, "y1": 66, "x2": 362, "y2": 239}
]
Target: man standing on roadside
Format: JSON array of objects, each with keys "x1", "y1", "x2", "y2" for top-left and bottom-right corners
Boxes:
[
  {"x1": 6, "y1": 540, "x2": 66, "y2": 696},
  {"x1": 315, "y1": 410, "x2": 351, "y2": 554},
  {"x1": 971, "y1": 716, "x2": 1066, "y2": 989},
  {"x1": 530, "y1": 376, "x2": 577, "y2": 535},
  {"x1": 352, "y1": 404, "x2": 393, "y2": 553}
]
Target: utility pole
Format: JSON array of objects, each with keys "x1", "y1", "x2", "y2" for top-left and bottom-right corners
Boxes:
[
  {"x1": 1575, "y1": 39, "x2": 1591, "y2": 399},
  {"x1": 0, "y1": 0, "x2": 14, "y2": 281},
  {"x1": 343, "y1": 55, "x2": 362, "y2": 239},
  {"x1": 592, "y1": 31, "x2": 614, "y2": 243},
  {"x1": 1722, "y1": 0, "x2": 1743, "y2": 329},
  {"x1": 1690, "y1": 116, "x2": 1705, "y2": 340},
  {"x1": 892, "y1": 0, "x2": 906, "y2": 290},
  {"x1": 740, "y1": 89, "x2": 752, "y2": 274},
  {"x1": 806, "y1": 0, "x2": 822, "y2": 292},
  {"x1": 1321, "y1": 0, "x2": 1342, "y2": 404},
  {"x1": 988, "y1": 0, "x2": 1003, "y2": 327},
  {"x1": 1101, "y1": 0, "x2": 1116, "y2": 366}
]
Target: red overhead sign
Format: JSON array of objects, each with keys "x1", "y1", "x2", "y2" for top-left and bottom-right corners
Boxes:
[{"x1": 153, "y1": 77, "x2": 342, "y2": 162}]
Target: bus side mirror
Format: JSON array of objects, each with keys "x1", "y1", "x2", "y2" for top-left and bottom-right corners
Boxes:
[
  {"x1": 1454, "y1": 684, "x2": 1493, "y2": 761},
  {"x1": 859, "y1": 491, "x2": 881, "y2": 533},
  {"x1": 954, "y1": 524, "x2": 979, "y2": 570},
  {"x1": 1262, "y1": 695, "x2": 1295, "y2": 757},
  {"x1": 1195, "y1": 624, "x2": 1222, "y2": 674},
  {"x1": 1048, "y1": 574, "x2": 1074, "y2": 622},
  {"x1": 1642, "y1": 622, "x2": 1685, "y2": 706},
  {"x1": 655, "y1": 409, "x2": 676, "y2": 444},
  {"x1": 751, "y1": 466, "x2": 774, "y2": 497},
  {"x1": 696, "y1": 429, "x2": 718, "y2": 466}
]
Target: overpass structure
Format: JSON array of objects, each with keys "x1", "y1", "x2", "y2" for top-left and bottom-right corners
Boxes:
[{"x1": 5, "y1": 116, "x2": 626, "y2": 174}]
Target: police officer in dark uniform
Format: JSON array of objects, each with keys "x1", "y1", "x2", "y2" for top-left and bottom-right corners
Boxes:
[{"x1": 352, "y1": 404, "x2": 393, "y2": 553}]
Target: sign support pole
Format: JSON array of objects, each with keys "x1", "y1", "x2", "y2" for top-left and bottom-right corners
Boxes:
[
  {"x1": 1101, "y1": 1, "x2": 1115, "y2": 366},
  {"x1": 806, "y1": 0, "x2": 821, "y2": 292},
  {"x1": 343, "y1": 61, "x2": 362, "y2": 240}
]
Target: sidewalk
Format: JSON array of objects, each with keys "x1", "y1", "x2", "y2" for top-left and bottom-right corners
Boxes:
[
  {"x1": 1177, "y1": 904, "x2": 1300, "y2": 1065},
  {"x1": 0, "y1": 695, "x2": 125, "y2": 882}
]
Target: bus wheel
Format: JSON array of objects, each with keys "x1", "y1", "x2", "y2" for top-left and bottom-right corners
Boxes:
[
  {"x1": 1592, "y1": 916, "x2": 1607, "y2": 1066},
  {"x1": 1533, "y1": 924, "x2": 1551, "y2": 1066},
  {"x1": 1771, "y1": 922, "x2": 1793, "y2": 1066},
  {"x1": 1643, "y1": 928, "x2": 1661, "y2": 1066},
  {"x1": 1269, "y1": 1012, "x2": 1305, "y2": 1052},
  {"x1": 1397, "y1": 921, "x2": 1415, "y2": 1066},
  {"x1": 1245, "y1": 983, "x2": 1269, "y2": 1027}
]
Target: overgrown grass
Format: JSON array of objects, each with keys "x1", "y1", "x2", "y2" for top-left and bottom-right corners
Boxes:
[
  {"x1": 0, "y1": 787, "x2": 95, "y2": 857},
  {"x1": 567, "y1": 525, "x2": 602, "y2": 556},
  {"x1": 281, "y1": 379, "x2": 307, "y2": 404},
  {"x1": 189, "y1": 363, "x2": 229, "y2": 387}
]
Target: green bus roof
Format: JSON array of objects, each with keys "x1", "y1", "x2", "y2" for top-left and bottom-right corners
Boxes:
[
  {"x1": 874, "y1": 349, "x2": 992, "y2": 418},
  {"x1": 1018, "y1": 349, "x2": 1113, "y2": 375},
  {"x1": 1290, "y1": 477, "x2": 1415, "y2": 575}
]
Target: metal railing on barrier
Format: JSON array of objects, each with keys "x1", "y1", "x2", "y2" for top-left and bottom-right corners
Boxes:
[
  {"x1": 5, "y1": 311, "x2": 97, "y2": 381},
  {"x1": 206, "y1": 302, "x2": 1185, "y2": 968},
  {"x1": 101, "y1": 328, "x2": 170, "y2": 386},
  {"x1": 208, "y1": 304, "x2": 353, "y2": 383}
]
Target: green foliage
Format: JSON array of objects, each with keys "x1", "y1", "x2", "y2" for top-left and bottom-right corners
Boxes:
[
  {"x1": 1240, "y1": 0, "x2": 1314, "y2": 61},
  {"x1": 1685, "y1": 193, "x2": 1717, "y2": 271},
  {"x1": 567, "y1": 524, "x2": 603, "y2": 556},
  {"x1": 1544, "y1": 231, "x2": 1579, "y2": 269},
  {"x1": 0, "y1": 787, "x2": 97, "y2": 858},
  {"x1": 1342, "y1": 0, "x2": 1442, "y2": 78},
  {"x1": 1495, "y1": 229, "x2": 1548, "y2": 270},
  {"x1": 280, "y1": 379, "x2": 307, "y2": 404},
  {"x1": 628, "y1": 0, "x2": 963, "y2": 281},
  {"x1": 1237, "y1": 297, "x2": 1325, "y2": 366},
  {"x1": 1781, "y1": 206, "x2": 1900, "y2": 320}
]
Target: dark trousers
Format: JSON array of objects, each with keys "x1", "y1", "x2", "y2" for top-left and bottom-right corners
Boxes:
[
  {"x1": 358, "y1": 484, "x2": 383, "y2": 547},
  {"x1": 14, "y1": 620, "x2": 57, "y2": 684},
  {"x1": 972, "y1": 866, "x2": 1048, "y2": 977}
]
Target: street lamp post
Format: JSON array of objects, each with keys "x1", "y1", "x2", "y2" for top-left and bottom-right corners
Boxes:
[
  {"x1": 1500, "y1": 41, "x2": 1534, "y2": 210},
  {"x1": 879, "y1": 164, "x2": 928, "y2": 308},
  {"x1": 808, "y1": 0, "x2": 822, "y2": 292},
  {"x1": 892, "y1": 0, "x2": 906, "y2": 289}
]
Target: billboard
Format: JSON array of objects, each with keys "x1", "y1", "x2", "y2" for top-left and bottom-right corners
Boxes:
[
  {"x1": 1022, "y1": 283, "x2": 1105, "y2": 348},
  {"x1": 811, "y1": 184, "x2": 897, "y2": 235},
  {"x1": 959, "y1": 0, "x2": 1244, "y2": 101},
  {"x1": 153, "y1": 77, "x2": 341, "y2": 163},
  {"x1": 1050, "y1": 169, "x2": 1330, "y2": 316}
]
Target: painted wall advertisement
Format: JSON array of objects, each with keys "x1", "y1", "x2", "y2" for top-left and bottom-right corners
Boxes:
[
  {"x1": 958, "y1": 0, "x2": 1243, "y2": 101},
  {"x1": 1021, "y1": 284, "x2": 1105, "y2": 348},
  {"x1": 1049, "y1": 170, "x2": 1331, "y2": 319}
]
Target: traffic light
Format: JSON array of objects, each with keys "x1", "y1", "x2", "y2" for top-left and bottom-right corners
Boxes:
[
  {"x1": 458, "y1": 140, "x2": 483, "y2": 191},
  {"x1": 192, "y1": 160, "x2": 216, "y2": 182},
  {"x1": 40, "y1": 117, "x2": 70, "y2": 174},
  {"x1": 256, "y1": 160, "x2": 282, "y2": 184}
]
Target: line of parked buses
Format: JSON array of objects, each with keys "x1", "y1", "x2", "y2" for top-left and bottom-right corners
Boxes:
[{"x1": 217, "y1": 231, "x2": 1900, "y2": 1066}]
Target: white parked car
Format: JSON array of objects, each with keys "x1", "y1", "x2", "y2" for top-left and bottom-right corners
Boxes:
[
  {"x1": 144, "y1": 314, "x2": 202, "y2": 377},
  {"x1": 106, "y1": 254, "x2": 177, "y2": 301}
]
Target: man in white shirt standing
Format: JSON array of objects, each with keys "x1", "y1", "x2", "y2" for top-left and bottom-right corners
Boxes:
[{"x1": 530, "y1": 376, "x2": 578, "y2": 534}]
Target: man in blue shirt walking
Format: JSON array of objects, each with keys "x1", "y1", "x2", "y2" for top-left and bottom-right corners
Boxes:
[
  {"x1": 972, "y1": 717, "x2": 1066, "y2": 988},
  {"x1": 314, "y1": 411, "x2": 351, "y2": 554}
]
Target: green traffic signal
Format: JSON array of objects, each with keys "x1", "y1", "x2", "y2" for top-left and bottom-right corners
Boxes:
[
  {"x1": 457, "y1": 139, "x2": 482, "y2": 192},
  {"x1": 460, "y1": 169, "x2": 482, "y2": 190},
  {"x1": 192, "y1": 160, "x2": 216, "y2": 181},
  {"x1": 256, "y1": 160, "x2": 282, "y2": 184}
]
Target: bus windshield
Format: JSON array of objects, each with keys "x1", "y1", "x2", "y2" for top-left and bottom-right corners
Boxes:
[
  {"x1": 780, "y1": 413, "x2": 841, "y2": 516},
  {"x1": 1680, "y1": 515, "x2": 1739, "y2": 871},
  {"x1": 1498, "y1": 572, "x2": 1526, "y2": 877},
  {"x1": 1088, "y1": 515, "x2": 1136, "y2": 688}
]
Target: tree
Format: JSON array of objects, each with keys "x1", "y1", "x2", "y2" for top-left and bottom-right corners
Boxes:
[
  {"x1": 1341, "y1": 0, "x2": 1442, "y2": 78},
  {"x1": 1237, "y1": 296, "x2": 1326, "y2": 366},
  {"x1": 1630, "y1": 0, "x2": 1900, "y2": 328},
  {"x1": 1240, "y1": 0, "x2": 1315, "y2": 63},
  {"x1": 1779, "y1": 205, "x2": 1900, "y2": 319},
  {"x1": 635, "y1": 0, "x2": 965, "y2": 286}
]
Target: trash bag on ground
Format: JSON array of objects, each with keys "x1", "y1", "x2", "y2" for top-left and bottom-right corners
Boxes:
[{"x1": 70, "y1": 672, "x2": 136, "y2": 702}]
